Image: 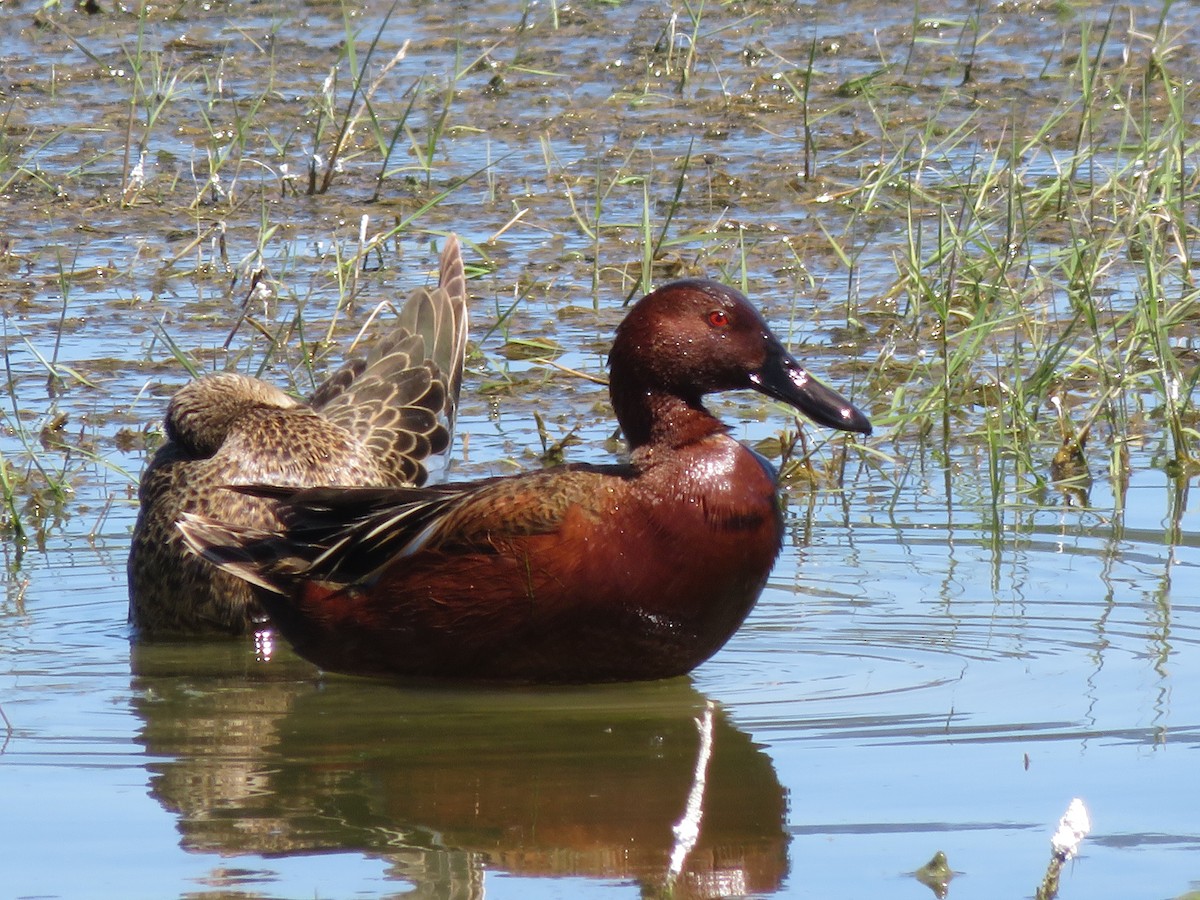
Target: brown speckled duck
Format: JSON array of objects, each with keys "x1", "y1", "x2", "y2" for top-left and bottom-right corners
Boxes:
[
  {"x1": 179, "y1": 278, "x2": 871, "y2": 682},
  {"x1": 128, "y1": 236, "x2": 468, "y2": 636}
]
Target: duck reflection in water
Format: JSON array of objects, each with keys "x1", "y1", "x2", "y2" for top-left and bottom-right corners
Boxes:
[{"x1": 130, "y1": 641, "x2": 788, "y2": 898}]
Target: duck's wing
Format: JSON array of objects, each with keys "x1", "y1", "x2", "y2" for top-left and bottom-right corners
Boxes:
[
  {"x1": 177, "y1": 483, "x2": 468, "y2": 595},
  {"x1": 310, "y1": 235, "x2": 469, "y2": 486},
  {"x1": 395, "y1": 234, "x2": 468, "y2": 434},
  {"x1": 178, "y1": 464, "x2": 633, "y2": 594}
]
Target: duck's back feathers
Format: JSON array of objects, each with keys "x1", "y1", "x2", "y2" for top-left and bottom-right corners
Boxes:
[{"x1": 129, "y1": 236, "x2": 470, "y2": 636}]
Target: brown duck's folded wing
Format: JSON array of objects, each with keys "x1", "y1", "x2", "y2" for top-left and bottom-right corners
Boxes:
[
  {"x1": 319, "y1": 357, "x2": 448, "y2": 485},
  {"x1": 396, "y1": 234, "x2": 468, "y2": 429},
  {"x1": 179, "y1": 464, "x2": 634, "y2": 594},
  {"x1": 284, "y1": 464, "x2": 636, "y2": 584},
  {"x1": 177, "y1": 483, "x2": 465, "y2": 595},
  {"x1": 310, "y1": 235, "x2": 469, "y2": 487}
]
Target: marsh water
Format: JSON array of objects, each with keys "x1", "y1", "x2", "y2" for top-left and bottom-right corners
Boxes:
[{"x1": 2, "y1": 1, "x2": 1200, "y2": 898}]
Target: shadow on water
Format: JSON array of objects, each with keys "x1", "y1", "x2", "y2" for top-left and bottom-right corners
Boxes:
[{"x1": 129, "y1": 640, "x2": 788, "y2": 899}]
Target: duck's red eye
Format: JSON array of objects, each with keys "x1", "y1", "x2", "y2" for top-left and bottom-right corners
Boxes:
[{"x1": 708, "y1": 309, "x2": 729, "y2": 328}]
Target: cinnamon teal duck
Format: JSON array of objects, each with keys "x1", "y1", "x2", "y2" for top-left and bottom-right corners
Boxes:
[
  {"x1": 128, "y1": 236, "x2": 468, "y2": 636},
  {"x1": 178, "y1": 278, "x2": 871, "y2": 681}
]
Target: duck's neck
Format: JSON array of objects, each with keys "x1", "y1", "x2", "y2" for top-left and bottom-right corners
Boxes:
[{"x1": 611, "y1": 377, "x2": 728, "y2": 456}]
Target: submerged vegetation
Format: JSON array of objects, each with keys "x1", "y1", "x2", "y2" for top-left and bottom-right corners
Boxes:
[{"x1": 0, "y1": 0, "x2": 1196, "y2": 545}]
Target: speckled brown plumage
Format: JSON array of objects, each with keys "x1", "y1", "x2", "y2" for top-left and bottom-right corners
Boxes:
[
  {"x1": 179, "y1": 279, "x2": 872, "y2": 682},
  {"x1": 128, "y1": 235, "x2": 468, "y2": 636}
]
